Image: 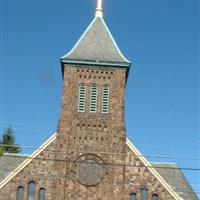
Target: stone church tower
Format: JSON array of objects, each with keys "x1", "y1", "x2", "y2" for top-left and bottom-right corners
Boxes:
[
  {"x1": 0, "y1": 1, "x2": 197, "y2": 200},
  {"x1": 53, "y1": 0, "x2": 131, "y2": 199}
]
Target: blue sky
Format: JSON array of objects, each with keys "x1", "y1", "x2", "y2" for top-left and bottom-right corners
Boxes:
[{"x1": 0, "y1": 0, "x2": 199, "y2": 197}]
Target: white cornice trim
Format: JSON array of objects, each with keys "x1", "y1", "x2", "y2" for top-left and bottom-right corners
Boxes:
[
  {"x1": 0, "y1": 133, "x2": 57, "y2": 189},
  {"x1": 126, "y1": 138, "x2": 182, "y2": 200}
]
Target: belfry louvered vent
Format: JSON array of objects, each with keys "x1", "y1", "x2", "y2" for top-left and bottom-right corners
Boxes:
[
  {"x1": 90, "y1": 84, "x2": 97, "y2": 113},
  {"x1": 102, "y1": 85, "x2": 109, "y2": 114},
  {"x1": 78, "y1": 84, "x2": 86, "y2": 112}
]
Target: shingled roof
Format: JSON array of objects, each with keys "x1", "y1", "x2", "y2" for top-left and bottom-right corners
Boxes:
[
  {"x1": 61, "y1": 17, "x2": 131, "y2": 67},
  {"x1": 0, "y1": 153, "x2": 27, "y2": 182},
  {"x1": 152, "y1": 163, "x2": 199, "y2": 200}
]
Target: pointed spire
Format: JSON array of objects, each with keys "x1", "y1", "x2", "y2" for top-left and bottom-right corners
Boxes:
[{"x1": 95, "y1": 0, "x2": 103, "y2": 18}]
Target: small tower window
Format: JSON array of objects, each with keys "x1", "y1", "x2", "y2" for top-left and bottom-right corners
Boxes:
[
  {"x1": 78, "y1": 84, "x2": 86, "y2": 112},
  {"x1": 16, "y1": 186, "x2": 24, "y2": 200},
  {"x1": 102, "y1": 85, "x2": 109, "y2": 114},
  {"x1": 130, "y1": 192, "x2": 136, "y2": 200},
  {"x1": 152, "y1": 194, "x2": 159, "y2": 200},
  {"x1": 28, "y1": 181, "x2": 35, "y2": 200},
  {"x1": 90, "y1": 84, "x2": 97, "y2": 113},
  {"x1": 38, "y1": 188, "x2": 46, "y2": 200},
  {"x1": 141, "y1": 188, "x2": 148, "y2": 200}
]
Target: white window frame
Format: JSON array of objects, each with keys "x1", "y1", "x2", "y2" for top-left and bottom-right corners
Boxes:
[
  {"x1": 78, "y1": 84, "x2": 86, "y2": 112},
  {"x1": 101, "y1": 85, "x2": 109, "y2": 114},
  {"x1": 90, "y1": 84, "x2": 97, "y2": 113}
]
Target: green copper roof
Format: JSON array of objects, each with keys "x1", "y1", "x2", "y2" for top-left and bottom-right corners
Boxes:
[{"x1": 61, "y1": 17, "x2": 131, "y2": 67}]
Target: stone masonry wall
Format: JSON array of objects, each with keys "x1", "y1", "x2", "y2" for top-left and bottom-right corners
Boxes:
[
  {"x1": 0, "y1": 64, "x2": 178, "y2": 200},
  {"x1": 0, "y1": 138, "x2": 56, "y2": 200},
  {"x1": 52, "y1": 65, "x2": 128, "y2": 199}
]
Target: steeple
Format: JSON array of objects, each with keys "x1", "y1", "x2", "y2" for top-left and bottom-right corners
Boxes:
[
  {"x1": 95, "y1": 0, "x2": 103, "y2": 18},
  {"x1": 61, "y1": 0, "x2": 131, "y2": 70}
]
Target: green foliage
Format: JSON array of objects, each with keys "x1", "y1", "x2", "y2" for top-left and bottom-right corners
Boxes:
[
  {"x1": 0, "y1": 147, "x2": 3, "y2": 157},
  {"x1": 0, "y1": 126, "x2": 21, "y2": 154}
]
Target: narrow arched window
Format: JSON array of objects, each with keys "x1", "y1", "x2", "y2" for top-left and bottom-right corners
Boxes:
[
  {"x1": 28, "y1": 181, "x2": 35, "y2": 200},
  {"x1": 90, "y1": 84, "x2": 97, "y2": 113},
  {"x1": 38, "y1": 188, "x2": 45, "y2": 200},
  {"x1": 16, "y1": 186, "x2": 24, "y2": 200},
  {"x1": 130, "y1": 192, "x2": 136, "y2": 200},
  {"x1": 78, "y1": 84, "x2": 86, "y2": 112},
  {"x1": 152, "y1": 194, "x2": 159, "y2": 200},
  {"x1": 141, "y1": 188, "x2": 148, "y2": 200},
  {"x1": 102, "y1": 85, "x2": 109, "y2": 114}
]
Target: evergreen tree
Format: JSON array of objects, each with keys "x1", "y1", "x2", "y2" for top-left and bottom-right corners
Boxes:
[
  {"x1": 0, "y1": 139, "x2": 3, "y2": 157},
  {"x1": 0, "y1": 126, "x2": 21, "y2": 154}
]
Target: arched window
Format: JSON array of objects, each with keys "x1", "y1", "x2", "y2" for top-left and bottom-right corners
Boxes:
[
  {"x1": 141, "y1": 188, "x2": 148, "y2": 200},
  {"x1": 38, "y1": 188, "x2": 45, "y2": 200},
  {"x1": 28, "y1": 181, "x2": 35, "y2": 200},
  {"x1": 78, "y1": 84, "x2": 86, "y2": 112},
  {"x1": 130, "y1": 192, "x2": 136, "y2": 200},
  {"x1": 152, "y1": 194, "x2": 159, "y2": 200},
  {"x1": 102, "y1": 85, "x2": 109, "y2": 114},
  {"x1": 16, "y1": 186, "x2": 24, "y2": 200},
  {"x1": 90, "y1": 84, "x2": 97, "y2": 113}
]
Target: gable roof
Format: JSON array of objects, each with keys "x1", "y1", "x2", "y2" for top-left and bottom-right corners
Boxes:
[
  {"x1": 152, "y1": 163, "x2": 199, "y2": 200},
  {"x1": 0, "y1": 133, "x2": 56, "y2": 189},
  {"x1": 0, "y1": 153, "x2": 27, "y2": 182},
  {"x1": 0, "y1": 135, "x2": 198, "y2": 200},
  {"x1": 61, "y1": 17, "x2": 131, "y2": 67},
  {"x1": 126, "y1": 139, "x2": 182, "y2": 200}
]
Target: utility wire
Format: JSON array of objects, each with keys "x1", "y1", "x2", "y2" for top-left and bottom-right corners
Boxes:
[
  {"x1": 0, "y1": 121, "x2": 199, "y2": 147},
  {"x1": 0, "y1": 128, "x2": 199, "y2": 156},
  {"x1": 1, "y1": 143, "x2": 200, "y2": 161},
  {"x1": 0, "y1": 153, "x2": 200, "y2": 172}
]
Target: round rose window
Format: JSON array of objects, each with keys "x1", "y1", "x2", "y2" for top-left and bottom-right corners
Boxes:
[{"x1": 72, "y1": 154, "x2": 106, "y2": 186}]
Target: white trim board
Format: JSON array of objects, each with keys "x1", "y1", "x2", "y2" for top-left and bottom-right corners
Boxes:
[
  {"x1": 0, "y1": 134, "x2": 182, "y2": 199},
  {"x1": 126, "y1": 138, "x2": 182, "y2": 200},
  {"x1": 0, "y1": 133, "x2": 57, "y2": 189}
]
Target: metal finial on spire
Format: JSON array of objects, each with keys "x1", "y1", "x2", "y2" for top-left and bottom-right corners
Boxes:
[{"x1": 95, "y1": 0, "x2": 103, "y2": 18}]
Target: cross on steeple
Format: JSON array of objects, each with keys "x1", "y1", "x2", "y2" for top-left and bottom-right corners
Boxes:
[{"x1": 95, "y1": 0, "x2": 103, "y2": 18}]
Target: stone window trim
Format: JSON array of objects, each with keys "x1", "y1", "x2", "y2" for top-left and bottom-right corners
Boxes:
[
  {"x1": 71, "y1": 153, "x2": 107, "y2": 187},
  {"x1": 129, "y1": 192, "x2": 137, "y2": 200},
  {"x1": 38, "y1": 187, "x2": 46, "y2": 200},
  {"x1": 77, "y1": 83, "x2": 110, "y2": 115},
  {"x1": 16, "y1": 182, "x2": 46, "y2": 200},
  {"x1": 28, "y1": 181, "x2": 36, "y2": 200},
  {"x1": 140, "y1": 187, "x2": 148, "y2": 200},
  {"x1": 152, "y1": 193, "x2": 159, "y2": 200},
  {"x1": 16, "y1": 186, "x2": 24, "y2": 200}
]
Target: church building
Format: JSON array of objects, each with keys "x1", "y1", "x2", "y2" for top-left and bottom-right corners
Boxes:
[{"x1": 0, "y1": 0, "x2": 198, "y2": 199}]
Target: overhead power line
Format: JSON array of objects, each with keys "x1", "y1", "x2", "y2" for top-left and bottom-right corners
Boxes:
[
  {"x1": 0, "y1": 121, "x2": 199, "y2": 147},
  {"x1": 0, "y1": 153, "x2": 200, "y2": 172},
  {"x1": 0, "y1": 143, "x2": 200, "y2": 161}
]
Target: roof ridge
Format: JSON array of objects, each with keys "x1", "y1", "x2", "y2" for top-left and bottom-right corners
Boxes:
[
  {"x1": 150, "y1": 162, "x2": 178, "y2": 166},
  {"x1": 3, "y1": 153, "x2": 29, "y2": 157}
]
